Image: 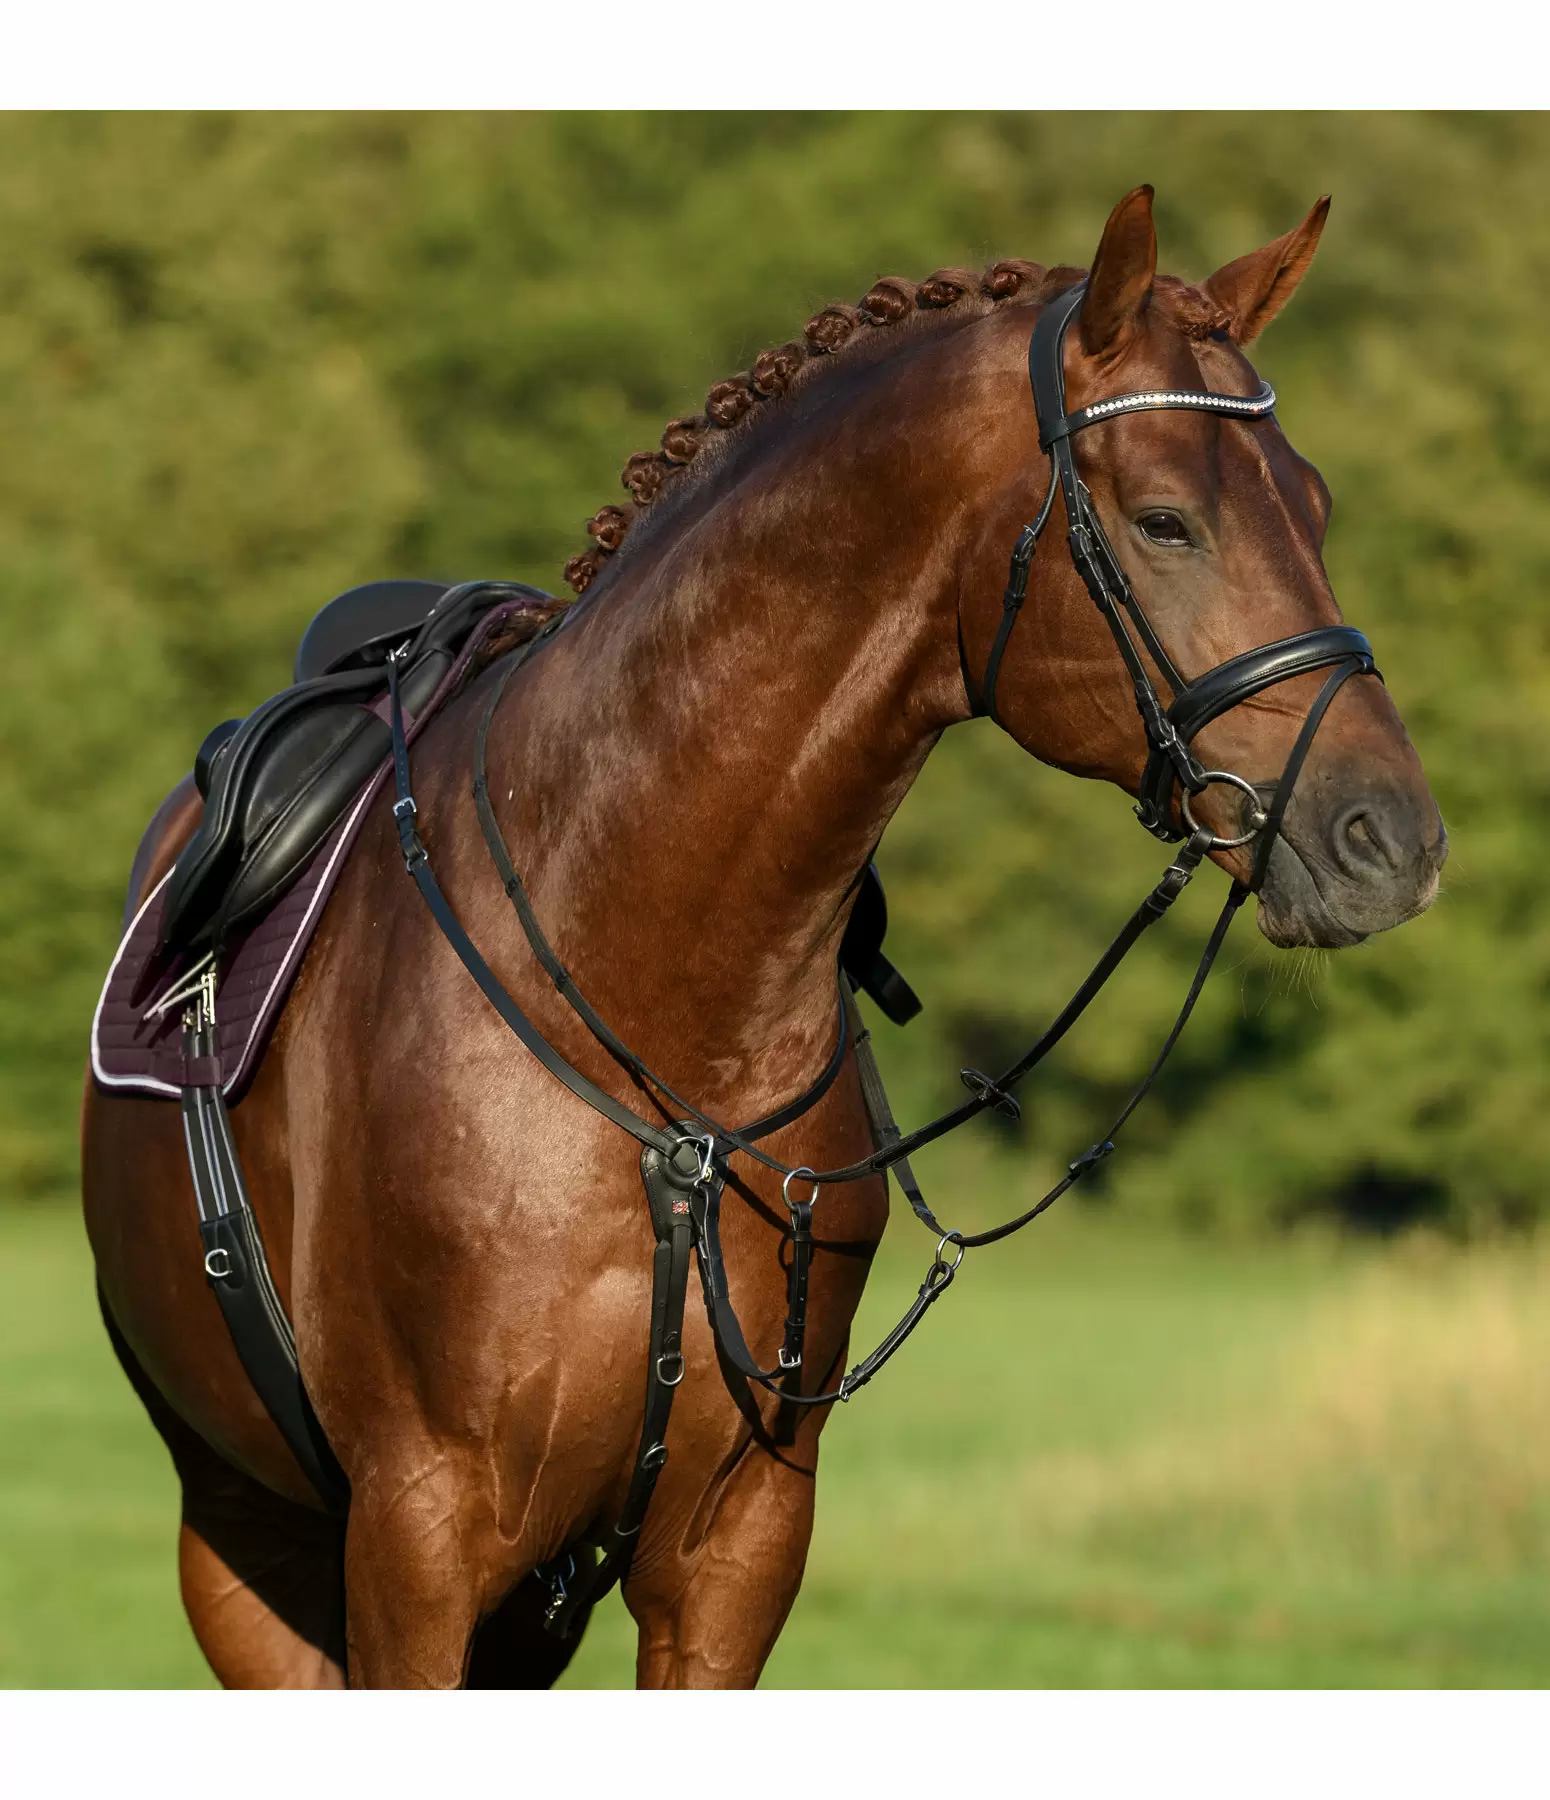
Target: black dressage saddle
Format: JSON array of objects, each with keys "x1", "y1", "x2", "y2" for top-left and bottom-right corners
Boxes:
[
  {"x1": 156, "y1": 576, "x2": 921, "y2": 1023},
  {"x1": 158, "y1": 579, "x2": 549, "y2": 958}
]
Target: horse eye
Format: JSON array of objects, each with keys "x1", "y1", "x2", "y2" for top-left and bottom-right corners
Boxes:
[{"x1": 1138, "y1": 510, "x2": 1193, "y2": 547}]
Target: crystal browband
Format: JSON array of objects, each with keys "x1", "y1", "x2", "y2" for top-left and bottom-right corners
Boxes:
[{"x1": 1043, "y1": 380, "x2": 1277, "y2": 446}]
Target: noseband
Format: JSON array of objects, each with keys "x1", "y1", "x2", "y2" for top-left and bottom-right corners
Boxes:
[{"x1": 979, "y1": 281, "x2": 1376, "y2": 887}]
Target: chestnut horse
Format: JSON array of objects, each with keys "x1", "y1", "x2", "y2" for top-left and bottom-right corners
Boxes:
[{"x1": 81, "y1": 187, "x2": 1445, "y2": 1688}]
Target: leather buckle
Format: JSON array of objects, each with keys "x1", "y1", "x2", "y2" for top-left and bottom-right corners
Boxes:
[{"x1": 959, "y1": 1068, "x2": 1021, "y2": 1121}]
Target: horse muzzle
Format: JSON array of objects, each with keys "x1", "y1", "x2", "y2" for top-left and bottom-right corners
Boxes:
[{"x1": 1254, "y1": 772, "x2": 1448, "y2": 947}]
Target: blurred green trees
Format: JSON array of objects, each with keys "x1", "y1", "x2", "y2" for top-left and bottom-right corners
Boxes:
[{"x1": 6, "y1": 113, "x2": 1545, "y2": 1229}]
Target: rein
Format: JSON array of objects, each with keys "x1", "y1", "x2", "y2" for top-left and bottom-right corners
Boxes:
[{"x1": 383, "y1": 282, "x2": 1383, "y2": 1630}]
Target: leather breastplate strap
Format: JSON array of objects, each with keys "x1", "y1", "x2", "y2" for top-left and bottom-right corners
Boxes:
[
  {"x1": 541, "y1": 1130, "x2": 697, "y2": 1639},
  {"x1": 385, "y1": 635, "x2": 1254, "y2": 1415}
]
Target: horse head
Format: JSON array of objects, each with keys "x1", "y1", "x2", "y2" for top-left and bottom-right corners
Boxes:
[{"x1": 968, "y1": 186, "x2": 1446, "y2": 949}]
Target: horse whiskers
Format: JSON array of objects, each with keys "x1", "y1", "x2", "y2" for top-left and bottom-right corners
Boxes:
[{"x1": 1276, "y1": 946, "x2": 1332, "y2": 1003}]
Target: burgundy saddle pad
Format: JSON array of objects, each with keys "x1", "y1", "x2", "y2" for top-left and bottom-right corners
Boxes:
[{"x1": 91, "y1": 599, "x2": 542, "y2": 1103}]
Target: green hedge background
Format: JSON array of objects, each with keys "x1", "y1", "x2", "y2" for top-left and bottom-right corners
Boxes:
[{"x1": 5, "y1": 113, "x2": 1545, "y2": 1233}]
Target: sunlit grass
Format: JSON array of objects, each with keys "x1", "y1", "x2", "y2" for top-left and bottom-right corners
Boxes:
[{"x1": 4, "y1": 1200, "x2": 1548, "y2": 1688}]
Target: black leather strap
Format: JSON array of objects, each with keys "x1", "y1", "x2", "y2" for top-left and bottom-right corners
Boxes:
[
  {"x1": 540, "y1": 1129, "x2": 697, "y2": 1637},
  {"x1": 180, "y1": 1009, "x2": 350, "y2": 1514},
  {"x1": 1168, "y1": 626, "x2": 1374, "y2": 743},
  {"x1": 390, "y1": 651, "x2": 853, "y2": 1164},
  {"x1": 1248, "y1": 658, "x2": 1365, "y2": 892},
  {"x1": 1135, "y1": 627, "x2": 1377, "y2": 838},
  {"x1": 388, "y1": 653, "x2": 682, "y2": 1160},
  {"x1": 469, "y1": 655, "x2": 852, "y2": 1151},
  {"x1": 688, "y1": 830, "x2": 1253, "y2": 1410},
  {"x1": 398, "y1": 630, "x2": 1234, "y2": 1203}
]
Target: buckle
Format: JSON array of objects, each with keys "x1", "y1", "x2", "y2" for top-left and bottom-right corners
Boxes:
[
  {"x1": 1069, "y1": 1140, "x2": 1115, "y2": 1177},
  {"x1": 541, "y1": 1551, "x2": 577, "y2": 1626},
  {"x1": 959, "y1": 1068, "x2": 1022, "y2": 1121}
]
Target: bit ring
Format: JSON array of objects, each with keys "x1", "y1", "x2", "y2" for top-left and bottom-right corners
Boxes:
[{"x1": 1181, "y1": 770, "x2": 1269, "y2": 850}]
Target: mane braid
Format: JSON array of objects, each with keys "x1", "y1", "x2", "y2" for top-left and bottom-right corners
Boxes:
[{"x1": 561, "y1": 257, "x2": 1087, "y2": 596}]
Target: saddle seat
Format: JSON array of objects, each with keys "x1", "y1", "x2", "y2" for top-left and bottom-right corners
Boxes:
[{"x1": 159, "y1": 579, "x2": 555, "y2": 958}]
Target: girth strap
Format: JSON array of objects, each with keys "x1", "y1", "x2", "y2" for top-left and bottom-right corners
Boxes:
[{"x1": 178, "y1": 985, "x2": 350, "y2": 1515}]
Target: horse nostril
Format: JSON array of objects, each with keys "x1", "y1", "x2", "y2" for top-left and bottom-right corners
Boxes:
[{"x1": 1338, "y1": 804, "x2": 1399, "y2": 874}]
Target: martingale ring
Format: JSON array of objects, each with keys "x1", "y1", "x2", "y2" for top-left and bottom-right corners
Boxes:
[
  {"x1": 1180, "y1": 770, "x2": 1270, "y2": 850},
  {"x1": 935, "y1": 1232, "x2": 967, "y2": 1273},
  {"x1": 782, "y1": 1166, "x2": 821, "y2": 1213}
]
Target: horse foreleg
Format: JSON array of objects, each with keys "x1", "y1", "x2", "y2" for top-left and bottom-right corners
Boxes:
[
  {"x1": 627, "y1": 1443, "x2": 817, "y2": 1689},
  {"x1": 341, "y1": 1450, "x2": 496, "y2": 1688}
]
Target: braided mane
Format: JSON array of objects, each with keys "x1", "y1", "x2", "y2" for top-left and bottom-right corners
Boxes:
[{"x1": 561, "y1": 257, "x2": 1106, "y2": 596}]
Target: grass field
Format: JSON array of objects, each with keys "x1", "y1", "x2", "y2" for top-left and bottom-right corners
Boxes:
[{"x1": 4, "y1": 1195, "x2": 1550, "y2": 1688}]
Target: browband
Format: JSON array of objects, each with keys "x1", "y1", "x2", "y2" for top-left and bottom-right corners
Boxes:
[{"x1": 1030, "y1": 281, "x2": 1277, "y2": 447}]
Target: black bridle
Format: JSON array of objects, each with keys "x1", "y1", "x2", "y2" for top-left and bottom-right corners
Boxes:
[
  {"x1": 981, "y1": 281, "x2": 1374, "y2": 889},
  {"x1": 382, "y1": 282, "x2": 1381, "y2": 1630}
]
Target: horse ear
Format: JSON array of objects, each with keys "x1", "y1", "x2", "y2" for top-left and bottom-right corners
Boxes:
[
  {"x1": 1203, "y1": 197, "x2": 1331, "y2": 345},
  {"x1": 1080, "y1": 185, "x2": 1158, "y2": 358}
]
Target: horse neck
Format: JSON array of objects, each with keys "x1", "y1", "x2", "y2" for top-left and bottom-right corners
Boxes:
[{"x1": 493, "y1": 335, "x2": 1017, "y2": 1113}]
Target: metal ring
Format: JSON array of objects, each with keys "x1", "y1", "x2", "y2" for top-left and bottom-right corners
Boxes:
[
  {"x1": 936, "y1": 1232, "x2": 966, "y2": 1273},
  {"x1": 203, "y1": 1247, "x2": 232, "y2": 1281},
  {"x1": 782, "y1": 1166, "x2": 820, "y2": 1212},
  {"x1": 1180, "y1": 770, "x2": 1269, "y2": 850},
  {"x1": 655, "y1": 1351, "x2": 685, "y2": 1388}
]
